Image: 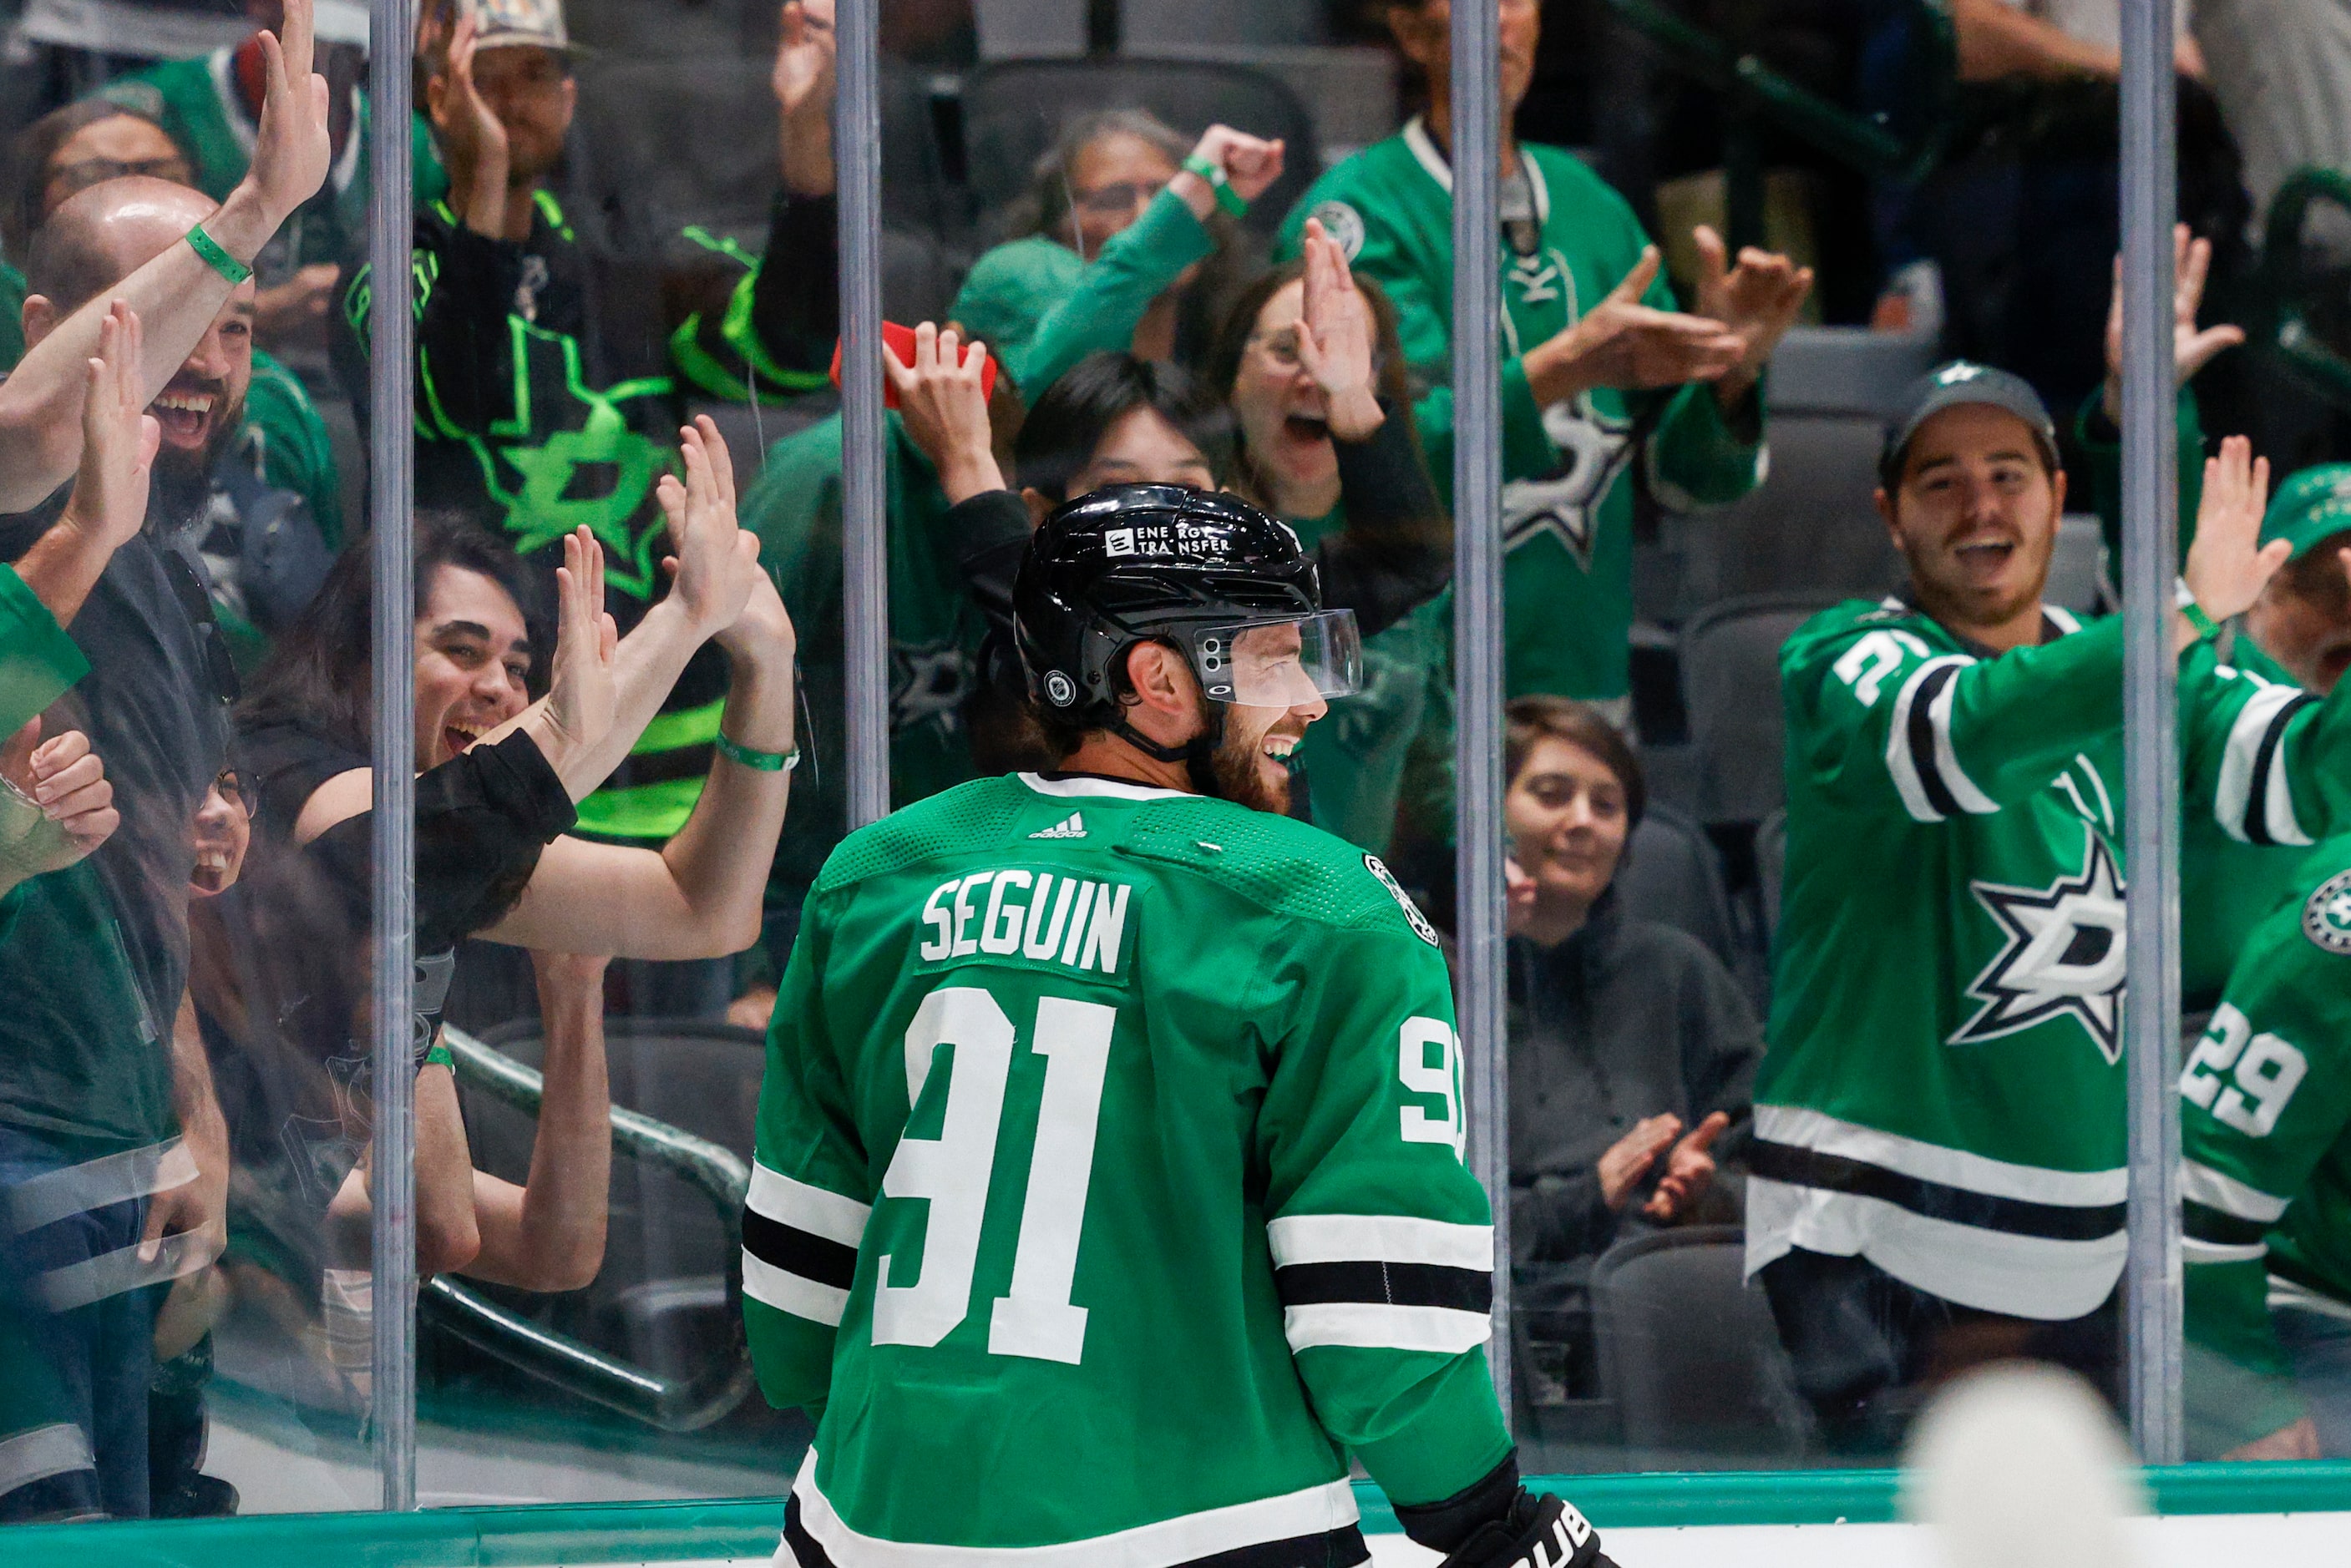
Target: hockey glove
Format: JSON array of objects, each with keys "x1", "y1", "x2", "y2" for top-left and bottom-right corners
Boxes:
[{"x1": 1391, "y1": 1453, "x2": 1614, "y2": 1568}]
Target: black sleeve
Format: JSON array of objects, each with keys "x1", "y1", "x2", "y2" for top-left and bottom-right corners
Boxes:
[
  {"x1": 947, "y1": 488, "x2": 1038, "y2": 640},
  {"x1": 412, "y1": 209, "x2": 532, "y2": 432},
  {"x1": 1510, "y1": 1168, "x2": 1618, "y2": 1268},
  {"x1": 301, "y1": 730, "x2": 579, "y2": 953},
  {"x1": 749, "y1": 190, "x2": 841, "y2": 378},
  {"x1": 1317, "y1": 402, "x2": 1452, "y2": 640}
]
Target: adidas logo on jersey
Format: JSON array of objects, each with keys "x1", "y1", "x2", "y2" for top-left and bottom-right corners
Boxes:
[{"x1": 1029, "y1": 812, "x2": 1086, "y2": 840}]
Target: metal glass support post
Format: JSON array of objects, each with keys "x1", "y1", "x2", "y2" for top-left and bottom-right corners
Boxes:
[
  {"x1": 837, "y1": 0, "x2": 889, "y2": 827},
  {"x1": 1451, "y1": 0, "x2": 1511, "y2": 1415},
  {"x1": 2120, "y1": 0, "x2": 2183, "y2": 1464},
  {"x1": 367, "y1": 0, "x2": 419, "y2": 1511}
]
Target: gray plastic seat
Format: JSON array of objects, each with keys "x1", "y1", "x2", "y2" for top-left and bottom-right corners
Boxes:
[
  {"x1": 455, "y1": 1019, "x2": 766, "y2": 1386},
  {"x1": 1615, "y1": 805, "x2": 1738, "y2": 971},
  {"x1": 1588, "y1": 1226, "x2": 1811, "y2": 1467},
  {"x1": 959, "y1": 57, "x2": 1319, "y2": 240},
  {"x1": 1756, "y1": 807, "x2": 1789, "y2": 943},
  {"x1": 1680, "y1": 593, "x2": 1847, "y2": 825},
  {"x1": 1655, "y1": 413, "x2": 1903, "y2": 614}
]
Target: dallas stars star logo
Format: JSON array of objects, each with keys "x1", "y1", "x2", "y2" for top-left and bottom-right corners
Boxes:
[{"x1": 1952, "y1": 835, "x2": 2128, "y2": 1064}]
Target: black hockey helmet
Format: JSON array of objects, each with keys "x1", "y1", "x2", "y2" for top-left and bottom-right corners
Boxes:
[{"x1": 1011, "y1": 483, "x2": 1361, "y2": 735}]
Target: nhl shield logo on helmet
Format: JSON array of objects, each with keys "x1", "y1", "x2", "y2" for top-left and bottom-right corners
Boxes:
[
  {"x1": 2303, "y1": 869, "x2": 2351, "y2": 955},
  {"x1": 1043, "y1": 670, "x2": 1077, "y2": 707}
]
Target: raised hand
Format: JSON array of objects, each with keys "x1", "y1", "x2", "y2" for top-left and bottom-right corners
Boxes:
[
  {"x1": 1641, "y1": 1110, "x2": 1730, "y2": 1222},
  {"x1": 1295, "y1": 217, "x2": 1383, "y2": 442},
  {"x1": 2183, "y1": 435, "x2": 2283, "y2": 627},
  {"x1": 2101, "y1": 222, "x2": 2245, "y2": 422},
  {"x1": 884, "y1": 321, "x2": 1002, "y2": 504},
  {"x1": 1524, "y1": 247, "x2": 1747, "y2": 405},
  {"x1": 546, "y1": 526, "x2": 619, "y2": 756},
  {"x1": 655, "y1": 416, "x2": 762, "y2": 639},
  {"x1": 1692, "y1": 225, "x2": 1813, "y2": 398},
  {"x1": 774, "y1": 0, "x2": 838, "y2": 197},
  {"x1": 428, "y1": 13, "x2": 512, "y2": 237},
  {"x1": 61, "y1": 302, "x2": 158, "y2": 551},
  {"x1": 1173, "y1": 124, "x2": 1286, "y2": 215},
  {"x1": 242, "y1": 0, "x2": 332, "y2": 233}
]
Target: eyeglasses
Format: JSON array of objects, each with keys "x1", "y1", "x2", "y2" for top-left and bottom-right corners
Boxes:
[
  {"x1": 160, "y1": 549, "x2": 242, "y2": 706},
  {"x1": 1245, "y1": 327, "x2": 1389, "y2": 377},
  {"x1": 49, "y1": 155, "x2": 194, "y2": 202},
  {"x1": 212, "y1": 766, "x2": 246, "y2": 809},
  {"x1": 1070, "y1": 180, "x2": 1167, "y2": 218}
]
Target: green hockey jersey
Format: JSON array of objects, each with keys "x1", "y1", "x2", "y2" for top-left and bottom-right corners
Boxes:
[
  {"x1": 1278, "y1": 118, "x2": 1765, "y2": 702},
  {"x1": 2181, "y1": 832, "x2": 2351, "y2": 1451},
  {"x1": 745, "y1": 771, "x2": 1510, "y2": 1562},
  {"x1": 1752, "y1": 598, "x2": 2351, "y2": 1323}
]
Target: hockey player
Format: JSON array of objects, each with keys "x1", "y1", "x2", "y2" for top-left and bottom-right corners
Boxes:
[
  {"x1": 1751, "y1": 362, "x2": 2351, "y2": 1455},
  {"x1": 743, "y1": 483, "x2": 1615, "y2": 1567},
  {"x1": 2177, "y1": 463, "x2": 2351, "y2": 1462}
]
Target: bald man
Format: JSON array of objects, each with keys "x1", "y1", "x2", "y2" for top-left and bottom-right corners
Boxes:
[
  {"x1": 21, "y1": 180, "x2": 327, "y2": 660},
  {"x1": 0, "y1": 178, "x2": 246, "y2": 1525}
]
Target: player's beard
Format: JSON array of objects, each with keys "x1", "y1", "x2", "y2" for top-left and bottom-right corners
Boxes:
[{"x1": 1197, "y1": 696, "x2": 1293, "y2": 817}]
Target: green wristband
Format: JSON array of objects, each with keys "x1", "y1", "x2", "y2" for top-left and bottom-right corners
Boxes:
[
  {"x1": 1181, "y1": 153, "x2": 1249, "y2": 218},
  {"x1": 185, "y1": 224, "x2": 252, "y2": 286},
  {"x1": 715, "y1": 730, "x2": 799, "y2": 772},
  {"x1": 422, "y1": 1043, "x2": 455, "y2": 1070},
  {"x1": 2176, "y1": 577, "x2": 2222, "y2": 642}
]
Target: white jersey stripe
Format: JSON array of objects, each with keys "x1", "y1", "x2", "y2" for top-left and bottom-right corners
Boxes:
[
  {"x1": 788, "y1": 1449, "x2": 1360, "y2": 1567},
  {"x1": 2181, "y1": 1159, "x2": 2290, "y2": 1223},
  {"x1": 2184, "y1": 1236, "x2": 2268, "y2": 1266},
  {"x1": 1744, "y1": 1176, "x2": 2126, "y2": 1321},
  {"x1": 1755, "y1": 1104, "x2": 2128, "y2": 1206},
  {"x1": 1281, "y1": 1302, "x2": 1492, "y2": 1355},
  {"x1": 742, "y1": 1251, "x2": 850, "y2": 1327},
  {"x1": 1886, "y1": 655, "x2": 1969, "y2": 822},
  {"x1": 748, "y1": 1161, "x2": 871, "y2": 1248},
  {"x1": 2216, "y1": 683, "x2": 2315, "y2": 846},
  {"x1": 1265, "y1": 1213, "x2": 1493, "y2": 1271},
  {"x1": 1925, "y1": 665, "x2": 1999, "y2": 813}
]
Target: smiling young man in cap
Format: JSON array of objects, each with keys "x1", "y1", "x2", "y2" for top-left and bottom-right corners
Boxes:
[{"x1": 1748, "y1": 362, "x2": 2351, "y2": 1455}]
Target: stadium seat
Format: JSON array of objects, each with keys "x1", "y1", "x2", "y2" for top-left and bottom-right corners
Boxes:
[
  {"x1": 2046, "y1": 513, "x2": 2107, "y2": 615},
  {"x1": 1588, "y1": 1226, "x2": 1812, "y2": 1467},
  {"x1": 957, "y1": 57, "x2": 1320, "y2": 241},
  {"x1": 447, "y1": 1020, "x2": 778, "y2": 1425},
  {"x1": 568, "y1": 54, "x2": 962, "y2": 256},
  {"x1": 1679, "y1": 592, "x2": 1848, "y2": 825},
  {"x1": 1640, "y1": 324, "x2": 1932, "y2": 622},
  {"x1": 1616, "y1": 805, "x2": 1740, "y2": 971},
  {"x1": 1756, "y1": 807, "x2": 1788, "y2": 942}
]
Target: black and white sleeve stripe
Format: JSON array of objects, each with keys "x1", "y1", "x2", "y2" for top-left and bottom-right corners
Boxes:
[
  {"x1": 2181, "y1": 1158, "x2": 2288, "y2": 1266},
  {"x1": 1267, "y1": 1214, "x2": 1492, "y2": 1354},
  {"x1": 742, "y1": 1161, "x2": 869, "y2": 1327},
  {"x1": 2216, "y1": 683, "x2": 2318, "y2": 847},
  {"x1": 1885, "y1": 655, "x2": 1998, "y2": 823}
]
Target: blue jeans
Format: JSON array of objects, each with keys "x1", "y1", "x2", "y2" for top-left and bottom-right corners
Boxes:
[
  {"x1": 2275, "y1": 1299, "x2": 2351, "y2": 1458},
  {"x1": 0, "y1": 1125, "x2": 154, "y2": 1520}
]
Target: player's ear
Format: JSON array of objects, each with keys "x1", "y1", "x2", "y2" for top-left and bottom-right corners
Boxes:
[
  {"x1": 1873, "y1": 485, "x2": 1899, "y2": 544},
  {"x1": 1122, "y1": 641, "x2": 1200, "y2": 737}
]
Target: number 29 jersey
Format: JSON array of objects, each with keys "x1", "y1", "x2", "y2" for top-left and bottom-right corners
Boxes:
[{"x1": 744, "y1": 771, "x2": 1511, "y2": 1566}]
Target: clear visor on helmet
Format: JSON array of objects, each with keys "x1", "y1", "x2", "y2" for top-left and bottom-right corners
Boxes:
[{"x1": 1183, "y1": 610, "x2": 1361, "y2": 707}]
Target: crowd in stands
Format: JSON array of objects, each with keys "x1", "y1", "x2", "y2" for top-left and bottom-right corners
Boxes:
[{"x1": 3, "y1": 0, "x2": 2351, "y2": 1528}]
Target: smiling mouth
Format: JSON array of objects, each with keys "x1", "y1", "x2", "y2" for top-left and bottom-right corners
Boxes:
[
  {"x1": 151, "y1": 388, "x2": 215, "y2": 445},
  {"x1": 443, "y1": 721, "x2": 486, "y2": 756},
  {"x1": 1954, "y1": 538, "x2": 2016, "y2": 566},
  {"x1": 190, "y1": 847, "x2": 232, "y2": 896},
  {"x1": 1281, "y1": 413, "x2": 1330, "y2": 442}
]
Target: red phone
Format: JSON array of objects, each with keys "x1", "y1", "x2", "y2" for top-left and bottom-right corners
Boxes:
[{"x1": 829, "y1": 321, "x2": 999, "y2": 408}]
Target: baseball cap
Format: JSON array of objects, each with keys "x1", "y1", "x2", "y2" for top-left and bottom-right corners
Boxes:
[
  {"x1": 455, "y1": 0, "x2": 571, "y2": 52},
  {"x1": 2260, "y1": 463, "x2": 2351, "y2": 561},
  {"x1": 1879, "y1": 361, "x2": 2060, "y2": 488}
]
